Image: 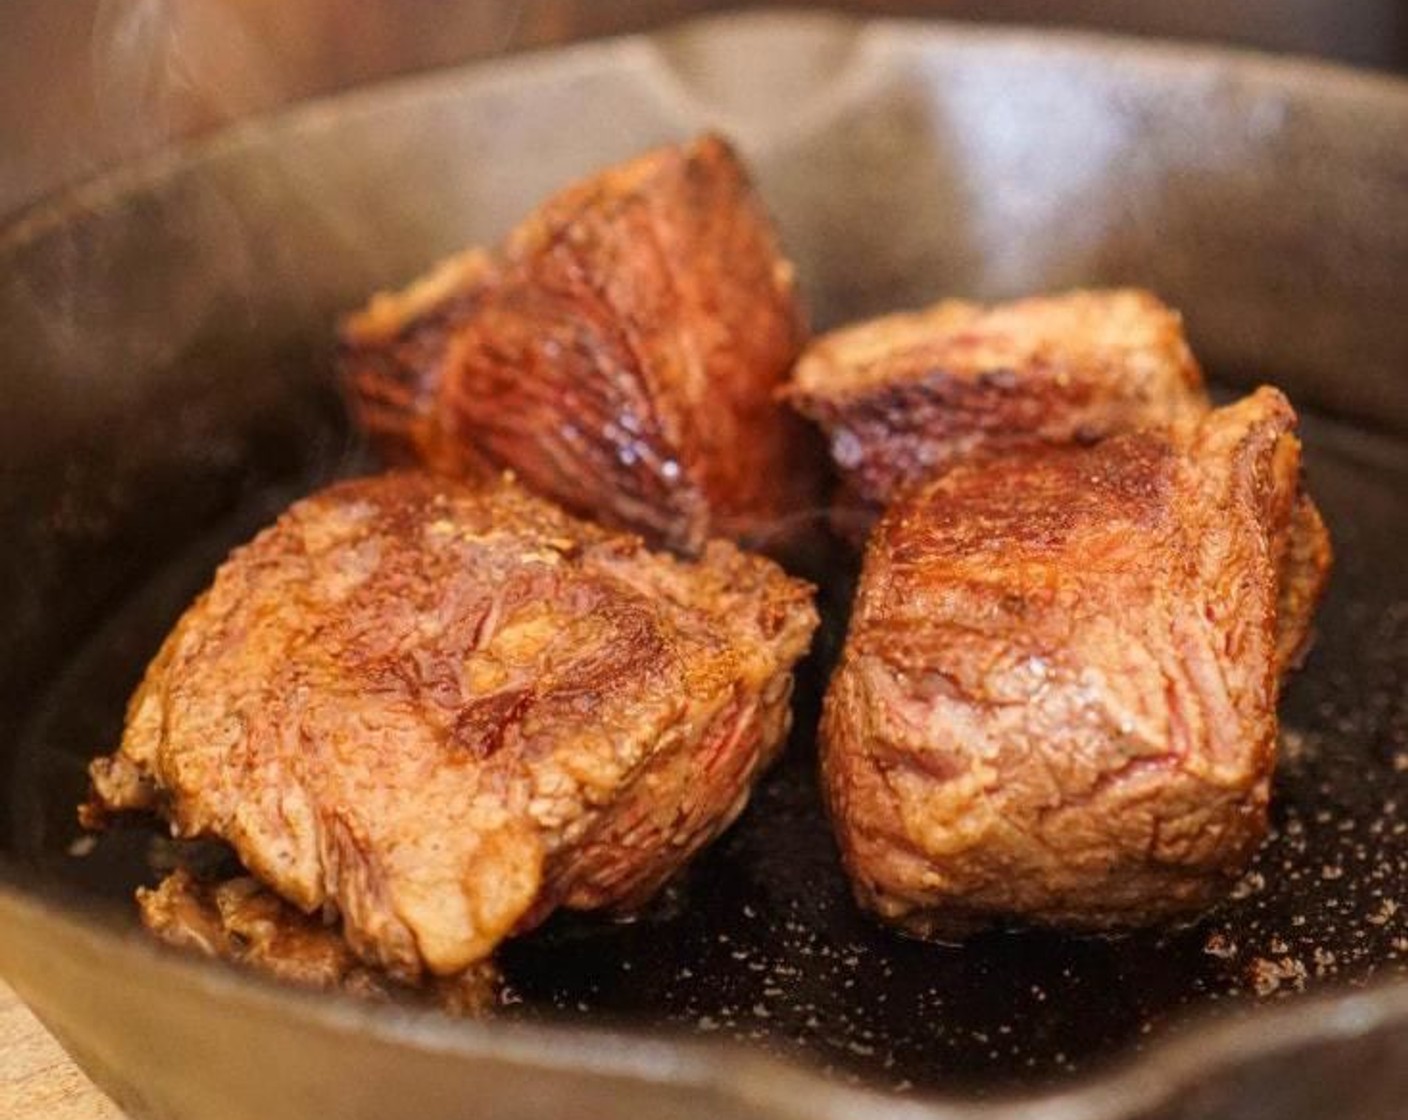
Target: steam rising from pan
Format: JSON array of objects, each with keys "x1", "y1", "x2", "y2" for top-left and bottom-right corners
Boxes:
[{"x1": 92, "y1": 0, "x2": 282, "y2": 159}]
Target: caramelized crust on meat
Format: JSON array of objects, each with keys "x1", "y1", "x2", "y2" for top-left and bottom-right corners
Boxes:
[
  {"x1": 339, "y1": 134, "x2": 823, "y2": 555},
  {"x1": 1277, "y1": 494, "x2": 1333, "y2": 670},
  {"x1": 821, "y1": 388, "x2": 1330, "y2": 936},
  {"x1": 87, "y1": 473, "x2": 817, "y2": 980},
  {"x1": 786, "y1": 289, "x2": 1209, "y2": 537},
  {"x1": 139, "y1": 869, "x2": 499, "y2": 1015}
]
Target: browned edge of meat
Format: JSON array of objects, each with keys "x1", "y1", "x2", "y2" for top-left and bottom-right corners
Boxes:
[
  {"x1": 784, "y1": 289, "x2": 1210, "y2": 543},
  {"x1": 820, "y1": 387, "x2": 1331, "y2": 938},
  {"x1": 139, "y1": 868, "x2": 500, "y2": 1015},
  {"x1": 1276, "y1": 493, "x2": 1333, "y2": 671},
  {"x1": 84, "y1": 472, "x2": 819, "y2": 984},
  {"x1": 338, "y1": 134, "x2": 825, "y2": 556}
]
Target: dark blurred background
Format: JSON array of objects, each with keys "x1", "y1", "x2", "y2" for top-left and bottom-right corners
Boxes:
[{"x1": 2, "y1": 0, "x2": 1405, "y2": 220}]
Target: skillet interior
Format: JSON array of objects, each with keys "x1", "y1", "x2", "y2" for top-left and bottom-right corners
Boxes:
[{"x1": 1, "y1": 12, "x2": 1406, "y2": 1117}]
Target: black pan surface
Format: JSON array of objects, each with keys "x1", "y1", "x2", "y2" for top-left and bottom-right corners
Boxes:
[{"x1": 2, "y1": 12, "x2": 1406, "y2": 1119}]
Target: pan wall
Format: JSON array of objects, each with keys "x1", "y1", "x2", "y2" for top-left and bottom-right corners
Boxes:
[{"x1": 2, "y1": 0, "x2": 1406, "y2": 220}]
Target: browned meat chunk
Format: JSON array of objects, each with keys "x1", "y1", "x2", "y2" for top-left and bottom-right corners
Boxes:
[
  {"x1": 138, "y1": 869, "x2": 499, "y2": 1014},
  {"x1": 86, "y1": 473, "x2": 817, "y2": 982},
  {"x1": 339, "y1": 134, "x2": 823, "y2": 555},
  {"x1": 821, "y1": 388, "x2": 1330, "y2": 936},
  {"x1": 785, "y1": 289, "x2": 1209, "y2": 539}
]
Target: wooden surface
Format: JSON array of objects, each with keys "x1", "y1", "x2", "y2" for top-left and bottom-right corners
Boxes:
[{"x1": 0, "y1": 982, "x2": 125, "y2": 1120}]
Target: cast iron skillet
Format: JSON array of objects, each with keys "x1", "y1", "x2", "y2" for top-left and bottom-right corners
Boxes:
[{"x1": 2, "y1": 12, "x2": 1406, "y2": 1120}]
